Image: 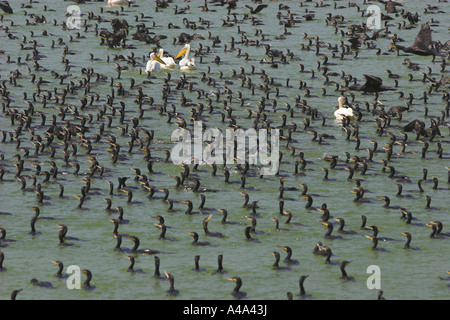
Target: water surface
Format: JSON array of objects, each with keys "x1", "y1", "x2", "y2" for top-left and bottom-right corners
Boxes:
[{"x1": 0, "y1": 0, "x2": 449, "y2": 300}]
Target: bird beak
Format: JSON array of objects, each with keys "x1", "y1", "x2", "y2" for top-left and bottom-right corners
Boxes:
[
  {"x1": 175, "y1": 47, "x2": 187, "y2": 59},
  {"x1": 152, "y1": 54, "x2": 166, "y2": 65}
]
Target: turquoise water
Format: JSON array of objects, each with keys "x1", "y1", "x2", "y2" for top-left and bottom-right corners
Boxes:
[{"x1": 0, "y1": 0, "x2": 449, "y2": 301}]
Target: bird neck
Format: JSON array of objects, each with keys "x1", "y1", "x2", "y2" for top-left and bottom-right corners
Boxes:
[
  {"x1": 326, "y1": 224, "x2": 333, "y2": 236},
  {"x1": 132, "y1": 238, "x2": 140, "y2": 251},
  {"x1": 299, "y1": 279, "x2": 306, "y2": 295}
]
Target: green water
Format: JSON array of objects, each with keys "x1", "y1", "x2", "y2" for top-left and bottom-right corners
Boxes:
[{"x1": 0, "y1": 0, "x2": 449, "y2": 301}]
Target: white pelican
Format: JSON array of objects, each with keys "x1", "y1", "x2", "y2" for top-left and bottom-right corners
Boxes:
[
  {"x1": 107, "y1": 0, "x2": 129, "y2": 6},
  {"x1": 145, "y1": 52, "x2": 166, "y2": 73},
  {"x1": 334, "y1": 96, "x2": 355, "y2": 121},
  {"x1": 175, "y1": 44, "x2": 195, "y2": 71},
  {"x1": 157, "y1": 48, "x2": 175, "y2": 68}
]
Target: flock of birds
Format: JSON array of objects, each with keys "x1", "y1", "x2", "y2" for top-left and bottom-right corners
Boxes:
[
  {"x1": 146, "y1": 43, "x2": 195, "y2": 72},
  {"x1": 0, "y1": 0, "x2": 450, "y2": 301}
]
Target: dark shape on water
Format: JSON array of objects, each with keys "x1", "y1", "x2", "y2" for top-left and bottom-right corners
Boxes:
[
  {"x1": 271, "y1": 251, "x2": 291, "y2": 271},
  {"x1": 0, "y1": 1, "x2": 13, "y2": 14},
  {"x1": 81, "y1": 269, "x2": 95, "y2": 290},
  {"x1": 188, "y1": 232, "x2": 212, "y2": 246},
  {"x1": 348, "y1": 75, "x2": 395, "y2": 93},
  {"x1": 298, "y1": 275, "x2": 312, "y2": 298},
  {"x1": 52, "y1": 260, "x2": 69, "y2": 279},
  {"x1": 394, "y1": 24, "x2": 437, "y2": 57},
  {"x1": 30, "y1": 278, "x2": 55, "y2": 289},
  {"x1": 215, "y1": 254, "x2": 227, "y2": 274},
  {"x1": 0, "y1": 251, "x2": 6, "y2": 271},
  {"x1": 164, "y1": 271, "x2": 179, "y2": 296},
  {"x1": 11, "y1": 289, "x2": 22, "y2": 300},
  {"x1": 227, "y1": 276, "x2": 247, "y2": 299},
  {"x1": 339, "y1": 261, "x2": 354, "y2": 282},
  {"x1": 245, "y1": 4, "x2": 268, "y2": 14}
]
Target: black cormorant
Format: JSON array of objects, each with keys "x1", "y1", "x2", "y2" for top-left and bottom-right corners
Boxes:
[
  {"x1": 430, "y1": 221, "x2": 450, "y2": 237},
  {"x1": 321, "y1": 222, "x2": 345, "y2": 240},
  {"x1": 0, "y1": 251, "x2": 6, "y2": 271},
  {"x1": 226, "y1": 276, "x2": 247, "y2": 299},
  {"x1": 365, "y1": 236, "x2": 388, "y2": 252},
  {"x1": 245, "y1": 4, "x2": 267, "y2": 14},
  {"x1": 188, "y1": 232, "x2": 212, "y2": 246},
  {"x1": 271, "y1": 218, "x2": 290, "y2": 232},
  {"x1": 244, "y1": 226, "x2": 259, "y2": 242},
  {"x1": 126, "y1": 256, "x2": 146, "y2": 273},
  {"x1": 218, "y1": 209, "x2": 242, "y2": 225},
  {"x1": 81, "y1": 269, "x2": 95, "y2": 290},
  {"x1": 129, "y1": 236, "x2": 162, "y2": 254},
  {"x1": 401, "y1": 232, "x2": 420, "y2": 250},
  {"x1": 192, "y1": 255, "x2": 206, "y2": 272},
  {"x1": 11, "y1": 289, "x2": 22, "y2": 300},
  {"x1": 156, "y1": 224, "x2": 178, "y2": 241},
  {"x1": 394, "y1": 24, "x2": 437, "y2": 56},
  {"x1": 214, "y1": 254, "x2": 228, "y2": 274},
  {"x1": 278, "y1": 245, "x2": 299, "y2": 265},
  {"x1": 339, "y1": 261, "x2": 354, "y2": 281},
  {"x1": 28, "y1": 216, "x2": 41, "y2": 235},
  {"x1": 379, "y1": 196, "x2": 401, "y2": 210},
  {"x1": 30, "y1": 278, "x2": 55, "y2": 288},
  {"x1": 348, "y1": 74, "x2": 395, "y2": 93},
  {"x1": 271, "y1": 251, "x2": 292, "y2": 271},
  {"x1": 183, "y1": 200, "x2": 199, "y2": 215},
  {"x1": 334, "y1": 218, "x2": 358, "y2": 235},
  {"x1": 203, "y1": 214, "x2": 225, "y2": 238},
  {"x1": 113, "y1": 233, "x2": 131, "y2": 252},
  {"x1": 367, "y1": 225, "x2": 398, "y2": 241},
  {"x1": 323, "y1": 246, "x2": 339, "y2": 265},
  {"x1": 52, "y1": 260, "x2": 68, "y2": 279},
  {"x1": 426, "y1": 223, "x2": 448, "y2": 239},
  {"x1": 58, "y1": 224, "x2": 74, "y2": 246},
  {"x1": 297, "y1": 275, "x2": 312, "y2": 298},
  {"x1": 312, "y1": 241, "x2": 327, "y2": 256},
  {"x1": 282, "y1": 211, "x2": 304, "y2": 226},
  {"x1": 153, "y1": 255, "x2": 167, "y2": 280},
  {"x1": 360, "y1": 215, "x2": 371, "y2": 230},
  {"x1": 164, "y1": 271, "x2": 179, "y2": 296},
  {"x1": 246, "y1": 216, "x2": 266, "y2": 234}
]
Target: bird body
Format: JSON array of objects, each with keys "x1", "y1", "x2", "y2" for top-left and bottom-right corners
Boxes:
[
  {"x1": 334, "y1": 96, "x2": 355, "y2": 121},
  {"x1": 108, "y1": 0, "x2": 129, "y2": 6},
  {"x1": 175, "y1": 44, "x2": 195, "y2": 70},
  {"x1": 145, "y1": 52, "x2": 166, "y2": 73},
  {"x1": 158, "y1": 48, "x2": 176, "y2": 68},
  {"x1": 227, "y1": 277, "x2": 247, "y2": 299},
  {"x1": 394, "y1": 24, "x2": 437, "y2": 56},
  {"x1": 349, "y1": 74, "x2": 394, "y2": 92}
]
